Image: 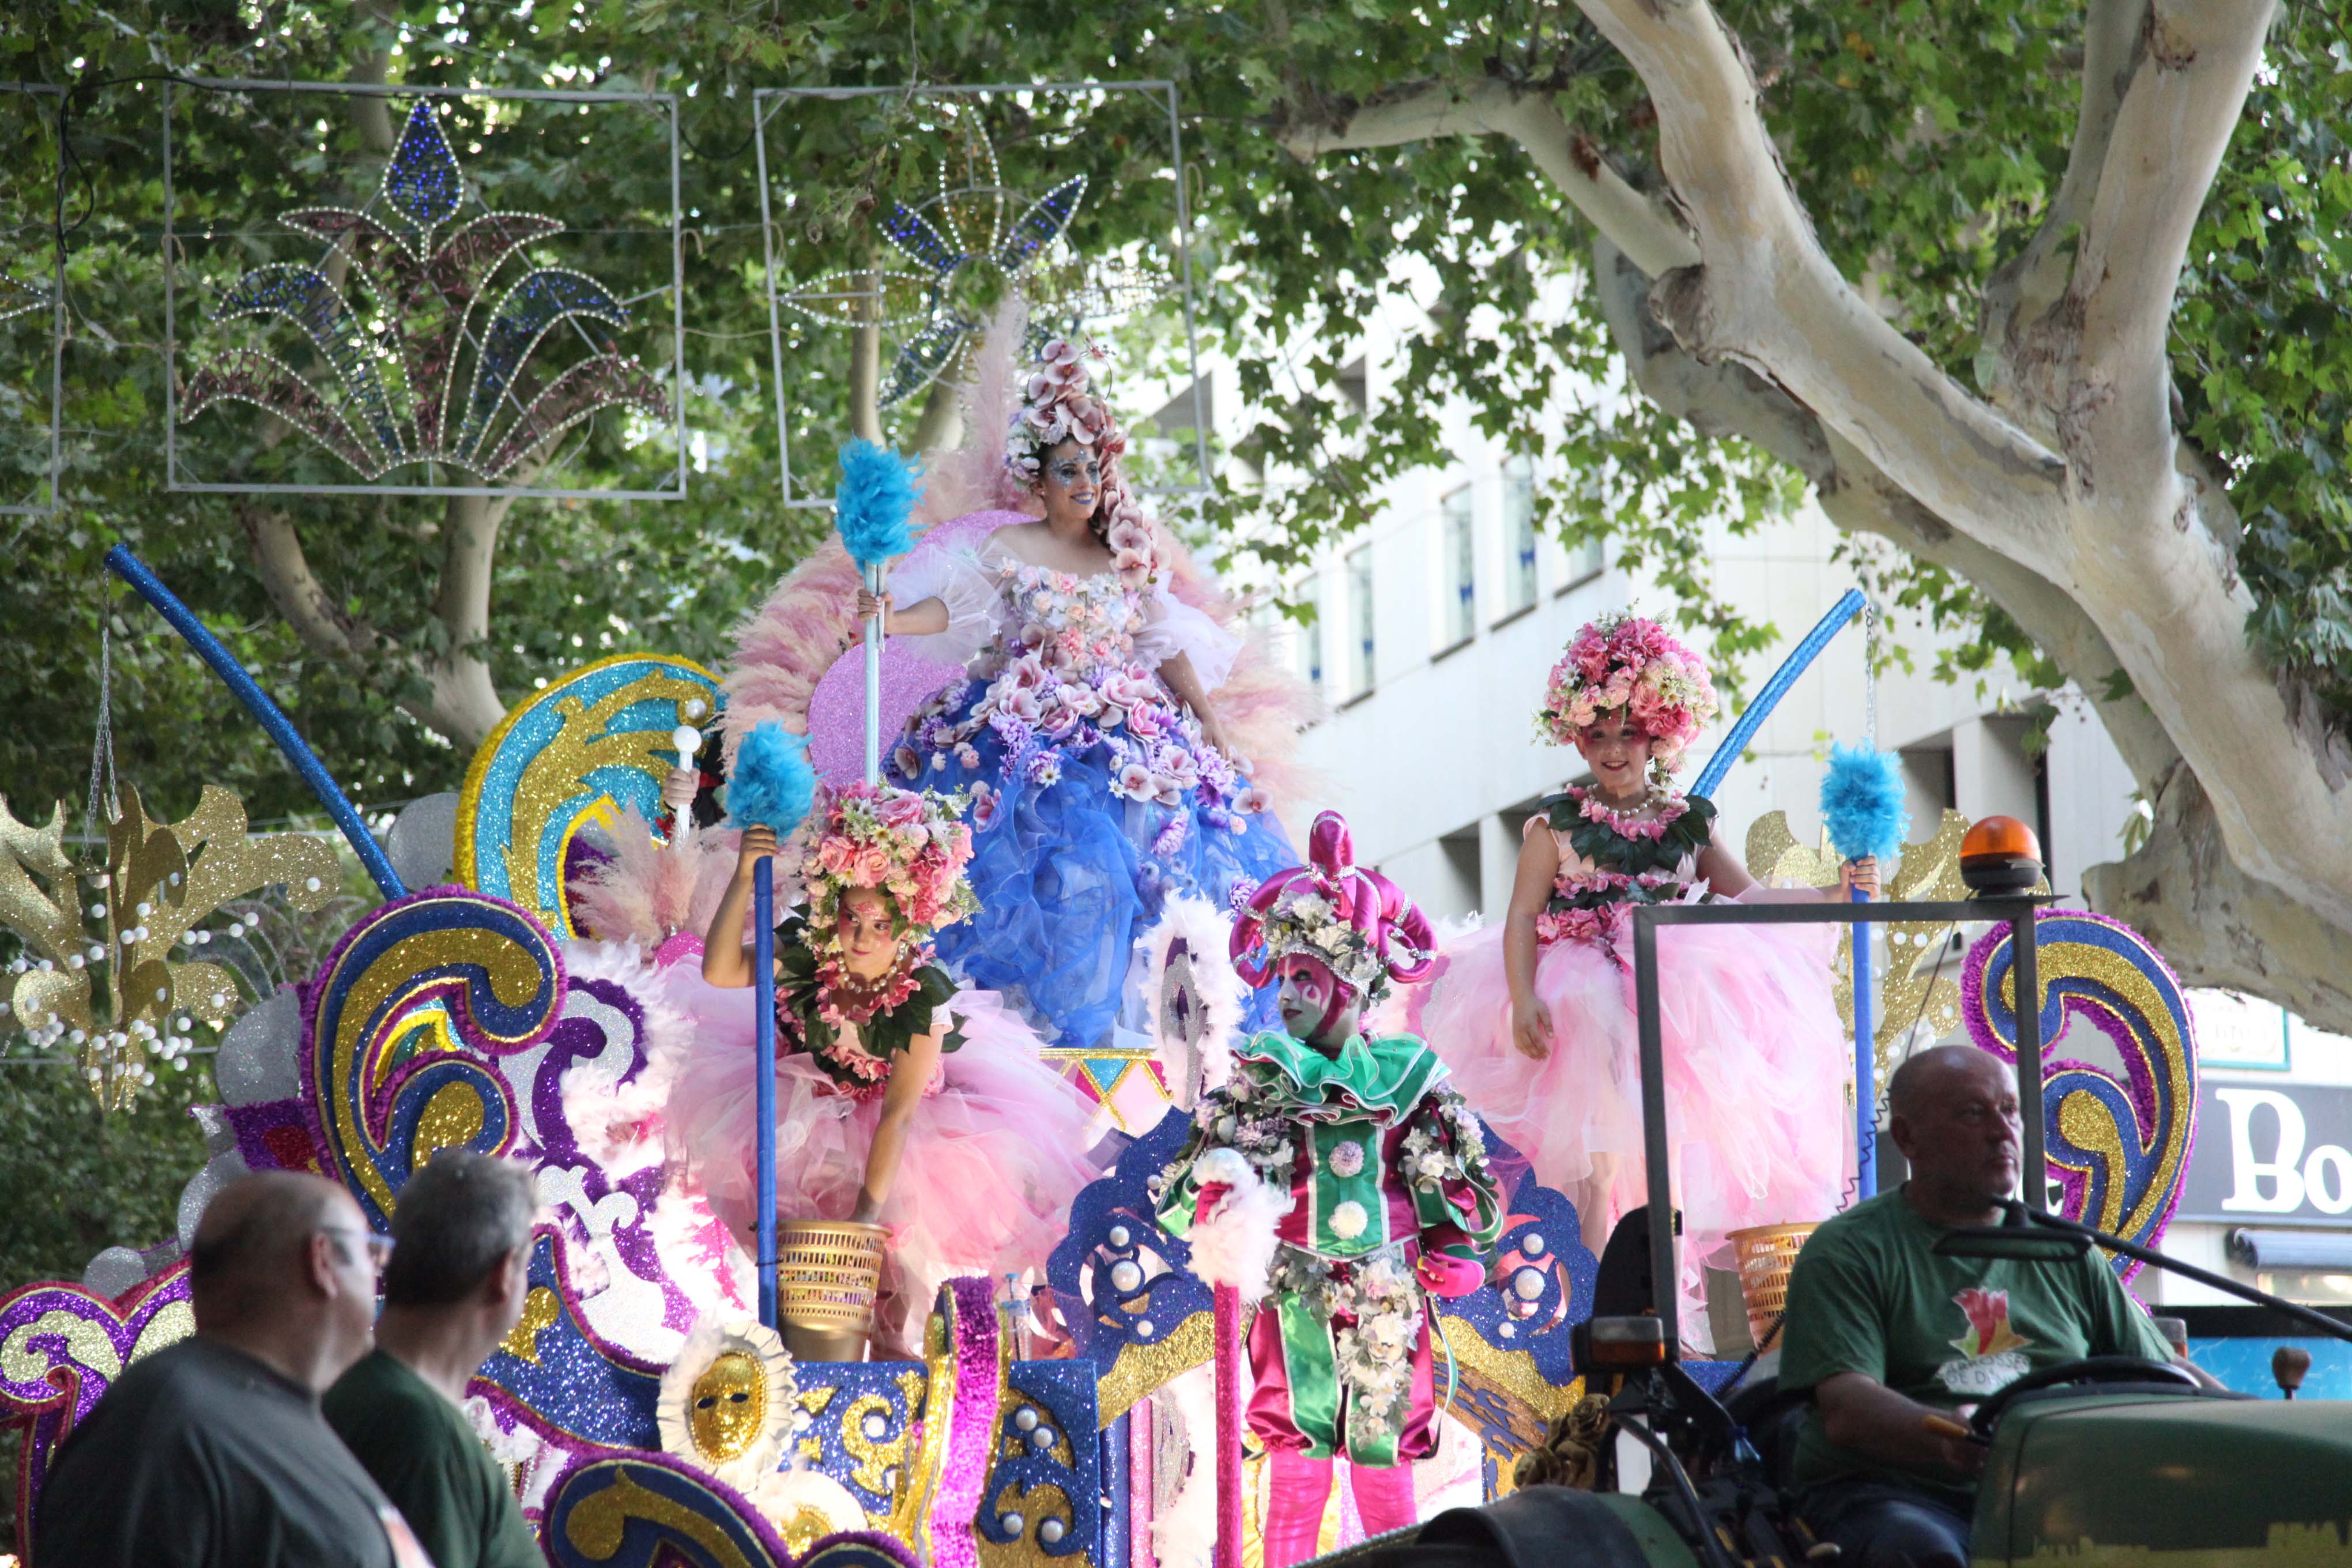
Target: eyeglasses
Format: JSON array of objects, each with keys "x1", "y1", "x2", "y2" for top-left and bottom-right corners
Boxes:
[{"x1": 322, "y1": 1227, "x2": 394, "y2": 1273}]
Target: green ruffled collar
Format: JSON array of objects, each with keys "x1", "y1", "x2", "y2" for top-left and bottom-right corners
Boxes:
[{"x1": 1232, "y1": 1030, "x2": 1449, "y2": 1123}]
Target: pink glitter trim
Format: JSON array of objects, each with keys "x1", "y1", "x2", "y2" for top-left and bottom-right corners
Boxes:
[
  {"x1": 925, "y1": 1276, "x2": 1003, "y2": 1568},
  {"x1": 651, "y1": 930, "x2": 704, "y2": 970},
  {"x1": 1213, "y1": 1283, "x2": 1243, "y2": 1568},
  {"x1": 1130, "y1": 1391, "x2": 1158, "y2": 1568}
]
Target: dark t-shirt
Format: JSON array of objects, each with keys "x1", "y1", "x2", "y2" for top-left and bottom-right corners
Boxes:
[
  {"x1": 36, "y1": 1336, "x2": 407, "y2": 1568},
  {"x1": 325, "y1": 1348, "x2": 544, "y2": 1568},
  {"x1": 1778, "y1": 1188, "x2": 2175, "y2": 1506}
]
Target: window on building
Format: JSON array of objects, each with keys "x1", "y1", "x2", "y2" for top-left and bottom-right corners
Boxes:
[
  {"x1": 1441, "y1": 484, "x2": 1476, "y2": 650},
  {"x1": 1502, "y1": 457, "x2": 1538, "y2": 617},
  {"x1": 1347, "y1": 545, "x2": 1375, "y2": 698},
  {"x1": 1294, "y1": 578, "x2": 1325, "y2": 694},
  {"x1": 1558, "y1": 530, "x2": 1605, "y2": 592}
]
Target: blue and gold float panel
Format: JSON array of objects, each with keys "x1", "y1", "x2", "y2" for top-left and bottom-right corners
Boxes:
[{"x1": 457, "y1": 653, "x2": 722, "y2": 937}]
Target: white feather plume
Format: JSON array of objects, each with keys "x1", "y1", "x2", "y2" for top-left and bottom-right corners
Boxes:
[
  {"x1": 1134, "y1": 892, "x2": 1247, "y2": 1109},
  {"x1": 1182, "y1": 1149, "x2": 1286, "y2": 1305}
]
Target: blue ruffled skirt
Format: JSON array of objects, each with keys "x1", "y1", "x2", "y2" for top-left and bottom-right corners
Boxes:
[{"x1": 889, "y1": 703, "x2": 1293, "y2": 1050}]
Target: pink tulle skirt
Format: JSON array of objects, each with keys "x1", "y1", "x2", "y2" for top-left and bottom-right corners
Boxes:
[
  {"x1": 1401, "y1": 917, "x2": 1852, "y2": 1287},
  {"x1": 657, "y1": 967, "x2": 1107, "y2": 1335}
]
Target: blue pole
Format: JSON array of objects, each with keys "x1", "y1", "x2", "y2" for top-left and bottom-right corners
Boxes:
[
  {"x1": 753, "y1": 857, "x2": 779, "y2": 1330},
  {"x1": 105, "y1": 545, "x2": 407, "y2": 901},
  {"x1": 1852, "y1": 881, "x2": 1876, "y2": 1201},
  {"x1": 1691, "y1": 589, "x2": 1867, "y2": 800}
]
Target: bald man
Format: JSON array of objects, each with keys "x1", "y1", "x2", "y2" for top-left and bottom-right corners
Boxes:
[
  {"x1": 36, "y1": 1171, "x2": 428, "y2": 1568},
  {"x1": 1776, "y1": 1046, "x2": 2180, "y2": 1568}
]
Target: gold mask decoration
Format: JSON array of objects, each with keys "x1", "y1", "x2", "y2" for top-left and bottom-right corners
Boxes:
[{"x1": 688, "y1": 1350, "x2": 768, "y2": 1462}]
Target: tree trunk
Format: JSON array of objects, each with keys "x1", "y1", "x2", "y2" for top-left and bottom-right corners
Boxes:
[{"x1": 1277, "y1": 3, "x2": 2352, "y2": 1030}]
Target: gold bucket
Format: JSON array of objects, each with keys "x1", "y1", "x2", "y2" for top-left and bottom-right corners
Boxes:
[
  {"x1": 777, "y1": 1218, "x2": 889, "y2": 1363},
  {"x1": 1724, "y1": 1222, "x2": 1819, "y2": 1352}
]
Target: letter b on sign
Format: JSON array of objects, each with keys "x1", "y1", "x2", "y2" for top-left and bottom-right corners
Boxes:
[{"x1": 2217, "y1": 1089, "x2": 2305, "y2": 1213}]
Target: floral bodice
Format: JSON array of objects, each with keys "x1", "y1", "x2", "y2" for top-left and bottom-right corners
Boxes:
[
  {"x1": 891, "y1": 545, "x2": 1267, "y2": 834},
  {"x1": 991, "y1": 561, "x2": 1149, "y2": 684},
  {"x1": 1529, "y1": 787, "x2": 1718, "y2": 947}
]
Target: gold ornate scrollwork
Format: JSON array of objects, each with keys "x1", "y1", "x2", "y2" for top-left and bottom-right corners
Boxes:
[{"x1": 1746, "y1": 806, "x2": 1974, "y2": 1080}]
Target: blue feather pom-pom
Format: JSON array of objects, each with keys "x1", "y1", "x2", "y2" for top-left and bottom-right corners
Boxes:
[
  {"x1": 834, "y1": 439, "x2": 922, "y2": 570},
  {"x1": 727, "y1": 721, "x2": 817, "y2": 835},
  {"x1": 1820, "y1": 744, "x2": 1910, "y2": 864}
]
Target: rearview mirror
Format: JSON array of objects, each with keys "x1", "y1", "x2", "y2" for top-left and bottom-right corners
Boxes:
[{"x1": 1931, "y1": 1226, "x2": 2090, "y2": 1262}]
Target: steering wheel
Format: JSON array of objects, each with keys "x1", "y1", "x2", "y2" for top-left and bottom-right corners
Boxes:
[{"x1": 1967, "y1": 1355, "x2": 2202, "y2": 1439}]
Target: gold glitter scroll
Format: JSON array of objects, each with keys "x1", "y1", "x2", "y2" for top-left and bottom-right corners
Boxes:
[
  {"x1": 1, "y1": 785, "x2": 340, "y2": 1107},
  {"x1": 1745, "y1": 807, "x2": 1973, "y2": 1080},
  {"x1": 454, "y1": 654, "x2": 721, "y2": 938}
]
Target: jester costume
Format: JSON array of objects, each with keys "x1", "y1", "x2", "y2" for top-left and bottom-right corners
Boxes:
[
  {"x1": 1152, "y1": 812, "x2": 1505, "y2": 1562},
  {"x1": 1155, "y1": 1028, "x2": 1503, "y2": 1465}
]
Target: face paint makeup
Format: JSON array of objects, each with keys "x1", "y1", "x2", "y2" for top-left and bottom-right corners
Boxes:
[{"x1": 1276, "y1": 952, "x2": 1356, "y2": 1047}]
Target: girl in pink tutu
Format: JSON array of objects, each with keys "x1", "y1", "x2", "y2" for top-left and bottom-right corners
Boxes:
[
  {"x1": 662, "y1": 779, "x2": 1106, "y2": 1352},
  {"x1": 1405, "y1": 612, "x2": 1876, "y2": 1310}
]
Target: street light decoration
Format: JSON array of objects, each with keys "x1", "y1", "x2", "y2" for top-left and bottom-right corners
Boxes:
[
  {"x1": 179, "y1": 100, "x2": 670, "y2": 483},
  {"x1": 777, "y1": 112, "x2": 1170, "y2": 412}
]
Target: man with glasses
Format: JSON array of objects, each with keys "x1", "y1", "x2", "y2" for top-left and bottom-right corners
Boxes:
[
  {"x1": 325, "y1": 1151, "x2": 544, "y2": 1568},
  {"x1": 36, "y1": 1170, "x2": 429, "y2": 1567}
]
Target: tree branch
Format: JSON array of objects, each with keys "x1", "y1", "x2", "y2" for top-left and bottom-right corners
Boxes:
[
  {"x1": 1589, "y1": 240, "x2": 2181, "y2": 792},
  {"x1": 1981, "y1": 0, "x2": 2149, "y2": 431},
  {"x1": 2070, "y1": 0, "x2": 2275, "y2": 500},
  {"x1": 427, "y1": 492, "x2": 515, "y2": 750},
  {"x1": 1277, "y1": 77, "x2": 1700, "y2": 280},
  {"x1": 1570, "y1": 0, "x2": 2072, "y2": 575},
  {"x1": 238, "y1": 502, "x2": 380, "y2": 662},
  {"x1": 2085, "y1": 767, "x2": 2352, "y2": 1038}
]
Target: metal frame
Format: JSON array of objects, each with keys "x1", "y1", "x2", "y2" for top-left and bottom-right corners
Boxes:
[
  {"x1": 161, "y1": 76, "x2": 689, "y2": 500},
  {"x1": 1630, "y1": 896, "x2": 2046, "y2": 1351},
  {"x1": 2, "y1": 83, "x2": 66, "y2": 518},
  {"x1": 753, "y1": 81, "x2": 1213, "y2": 510}
]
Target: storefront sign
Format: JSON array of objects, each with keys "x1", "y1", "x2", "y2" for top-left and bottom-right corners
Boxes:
[{"x1": 2176, "y1": 1082, "x2": 2352, "y2": 1228}]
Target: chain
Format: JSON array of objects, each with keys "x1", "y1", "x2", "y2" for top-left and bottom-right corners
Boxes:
[
  {"x1": 1862, "y1": 597, "x2": 1879, "y2": 752},
  {"x1": 81, "y1": 610, "x2": 118, "y2": 851}
]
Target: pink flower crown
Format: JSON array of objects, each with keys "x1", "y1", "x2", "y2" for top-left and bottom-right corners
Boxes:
[
  {"x1": 799, "y1": 781, "x2": 979, "y2": 955},
  {"x1": 1229, "y1": 811, "x2": 1435, "y2": 1005},
  {"x1": 1533, "y1": 611, "x2": 1720, "y2": 770},
  {"x1": 1003, "y1": 337, "x2": 1158, "y2": 589}
]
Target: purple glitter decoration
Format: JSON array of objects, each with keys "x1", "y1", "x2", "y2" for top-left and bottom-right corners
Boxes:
[
  {"x1": 928, "y1": 1277, "x2": 1004, "y2": 1568},
  {"x1": 0, "y1": 1261, "x2": 193, "y2": 1546},
  {"x1": 1960, "y1": 908, "x2": 2200, "y2": 1279}
]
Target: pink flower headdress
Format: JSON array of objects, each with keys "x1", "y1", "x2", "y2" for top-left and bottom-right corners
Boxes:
[
  {"x1": 1003, "y1": 337, "x2": 1158, "y2": 589},
  {"x1": 798, "y1": 781, "x2": 979, "y2": 1021},
  {"x1": 1229, "y1": 811, "x2": 1435, "y2": 1005},
  {"x1": 1534, "y1": 610, "x2": 1720, "y2": 771}
]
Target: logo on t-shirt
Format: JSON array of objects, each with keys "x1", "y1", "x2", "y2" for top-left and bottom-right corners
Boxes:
[{"x1": 1936, "y1": 1286, "x2": 2033, "y2": 1396}]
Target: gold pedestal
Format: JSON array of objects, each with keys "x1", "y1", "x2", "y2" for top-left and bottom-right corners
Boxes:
[{"x1": 778, "y1": 1218, "x2": 889, "y2": 1363}]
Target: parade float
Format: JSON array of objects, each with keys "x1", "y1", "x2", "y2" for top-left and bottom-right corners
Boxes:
[{"x1": 0, "y1": 555, "x2": 2230, "y2": 1568}]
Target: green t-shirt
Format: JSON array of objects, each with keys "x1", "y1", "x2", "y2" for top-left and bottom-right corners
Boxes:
[
  {"x1": 1777, "y1": 1188, "x2": 2176, "y2": 1506},
  {"x1": 323, "y1": 1350, "x2": 544, "y2": 1568}
]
